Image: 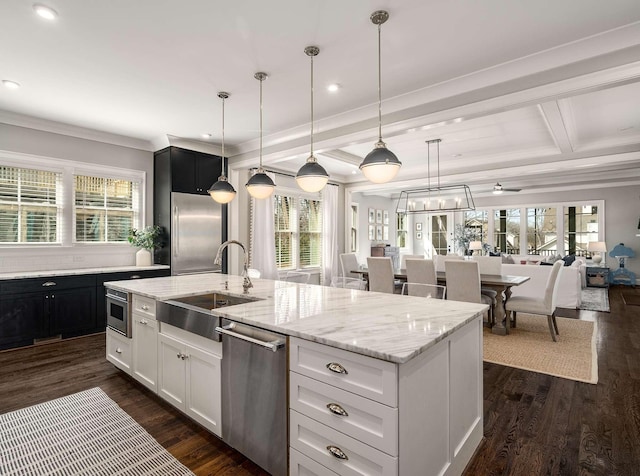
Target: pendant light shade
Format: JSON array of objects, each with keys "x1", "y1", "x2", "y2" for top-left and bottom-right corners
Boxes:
[
  {"x1": 208, "y1": 92, "x2": 237, "y2": 204},
  {"x1": 296, "y1": 46, "x2": 329, "y2": 193},
  {"x1": 359, "y1": 10, "x2": 401, "y2": 184},
  {"x1": 246, "y1": 72, "x2": 275, "y2": 199}
]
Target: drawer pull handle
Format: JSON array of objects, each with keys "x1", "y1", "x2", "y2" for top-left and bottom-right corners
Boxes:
[
  {"x1": 141, "y1": 305, "x2": 149, "y2": 310},
  {"x1": 326, "y1": 362, "x2": 348, "y2": 375},
  {"x1": 326, "y1": 403, "x2": 349, "y2": 417},
  {"x1": 130, "y1": 275, "x2": 141, "y2": 279},
  {"x1": 42, "y1": 281, "x2": 56, "y2": 287},
  {"x1": 115, "y1": 348, "x2": 122, "y2": 354},
  {"x1": 326, "y1": 445, "x2": 349, "y2": 461},
  {"x1": 139, "y1": 319, "x2": 148, "y2": 325},
  {"x1": 176, "y1": 352, "x2": 188, "y2": 360}
]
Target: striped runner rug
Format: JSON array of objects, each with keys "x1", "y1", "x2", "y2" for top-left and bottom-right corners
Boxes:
[{"x1": 0, "y1": 387, "x2": 194, "y2": 475}]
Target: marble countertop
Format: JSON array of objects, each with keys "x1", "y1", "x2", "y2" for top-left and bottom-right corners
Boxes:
[
  {"x1": 105, "y1": 273, "x2": 487, "y2": 364},
  {"x1": 0, "y1": 265, "x2": 170, "y2": 281}
]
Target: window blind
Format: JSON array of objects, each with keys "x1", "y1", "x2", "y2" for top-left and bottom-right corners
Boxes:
[
  {"x1": 274, "y1": 195, "x2": 295, "y2": 270},
  {"x1": 74, "y1": 175, "x2": 139, "y2": 243},
  {"x1": 0, "y1": 166, "x2": 61, "y2": 243},
  {"x1": 299, "y1": 198, "x2": 322, "y2": 268}
]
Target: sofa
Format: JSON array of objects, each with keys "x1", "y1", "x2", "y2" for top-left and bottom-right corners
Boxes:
[{"x1": 501, "y1": 262, "x2": 582, "y2": 309}]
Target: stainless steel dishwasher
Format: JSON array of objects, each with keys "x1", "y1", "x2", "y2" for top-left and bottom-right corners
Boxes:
[{"x1": 216, "y1": 318, "x2": 287, "y2": 476}]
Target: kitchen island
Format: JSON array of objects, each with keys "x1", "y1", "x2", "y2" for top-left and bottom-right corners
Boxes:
[{"x1": 105, "y1": 273, "x2": 487, "y2": 476}]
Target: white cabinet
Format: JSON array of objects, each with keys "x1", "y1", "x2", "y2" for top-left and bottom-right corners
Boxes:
[
  {"x1": 106, "y1": 327, "x2": 131, "y2": 374},
  {"x1": 158, "y1": 324, "x2": 222, "y2": 437},
  {"x1": 289, "y1": 317, "x2": 483, "y2": 476},
  {"x1": 132, "y1": 311, "x2": 158, "y2": 392}
]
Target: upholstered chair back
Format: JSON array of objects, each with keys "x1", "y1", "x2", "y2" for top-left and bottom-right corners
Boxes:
[
  {"x1": 406, "y1": 259, "x2": 437, "y2": 286},
  {"x1": 366, "y1": 257, "x2": 395, "y2": 294}
]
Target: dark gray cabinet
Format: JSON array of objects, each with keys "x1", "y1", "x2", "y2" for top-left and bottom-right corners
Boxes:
[
  {"x1": 155, "y1": 146, "x2": 223, "y2": 195},
  {"x1": 0, "y1": 268, "x2": 170, "y2": 351}
]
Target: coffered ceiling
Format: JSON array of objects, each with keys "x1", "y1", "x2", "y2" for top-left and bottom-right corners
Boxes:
[{"x1": 1, "y1": 0, "x2": 639, "y2": 196}]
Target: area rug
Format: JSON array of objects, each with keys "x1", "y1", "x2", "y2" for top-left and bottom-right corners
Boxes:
[
  {"x1": 622, "y1": 290, "x2": 640, "y2": 306},
  {"x1": 579, "y1": 287, "x2": 610, "y2": 312},
  {"x1": 0, "y1": 387, "x2": 194, "y2": 475},
  {"x1": 483, "y1": 314, "x2": 598, "y2": 384}
]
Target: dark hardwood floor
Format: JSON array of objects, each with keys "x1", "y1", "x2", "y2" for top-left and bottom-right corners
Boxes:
[{"x1": 0, "y1": 286, "x2": 638, "y2": 475}]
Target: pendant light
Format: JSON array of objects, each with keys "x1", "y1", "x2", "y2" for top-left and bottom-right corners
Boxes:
[
  {"x1": 295, "y1": 46, "x2": 329, "y2": 193},
  {"x1": 245, "y1": 72, "x2": 275, "y2": 199},
  {"x1": 359, "y1": 10, "x2": 402, "y2": 184},
  {"x1": 208, "y1": 92, "x2": 237, "y2": 204}
]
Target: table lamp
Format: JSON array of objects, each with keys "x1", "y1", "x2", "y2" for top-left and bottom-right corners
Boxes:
[
  {"x1": 469, "y1": 241, "x2": 483, "y2": 256},
  {"x1": 588, "y1": 241, "x2": 607, "y2": 265}
]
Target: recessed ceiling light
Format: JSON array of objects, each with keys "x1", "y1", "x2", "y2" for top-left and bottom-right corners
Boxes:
[
  {"x1": 2, "y1": 80, "x2": 21, "y2": 89},
  {"x1": 33, "y1": 4, "x2": 58, "y2": 20},
  {"x1": 201, "y1": 133, "x2": 212, "y2": 139},
  {"x1": 327, "y1": 83, "x2": 340, "y2": 93}
]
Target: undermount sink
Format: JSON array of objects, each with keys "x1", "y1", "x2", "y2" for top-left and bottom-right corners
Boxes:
[
  {"x1": 156, "y1": 292, "x2": 258, "y2": 341},
  {"x1": 171, "y1": 292, "x2": 256, "y2": 311}
]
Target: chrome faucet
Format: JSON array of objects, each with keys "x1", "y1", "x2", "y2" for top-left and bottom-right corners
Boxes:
[{"x1": 214, "y1": 240, "x2": 253, "y2": 294}]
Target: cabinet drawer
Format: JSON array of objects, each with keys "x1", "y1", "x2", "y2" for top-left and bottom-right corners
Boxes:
[
  {"x1": 290, "y1": 410, "x2": 398, "y2": 476},
  {"x1": 132, "y1": 295, "x2": 156, "y2": 318},
  {"x1": 1, "y1": 275, "x2": 97, "y2": 294},
  {"x1": 290, "y1": 338, "x2": 397, "y2": 407},
  {"x1": 290, "y1": 372, "x2": 398, "y2": 456},
  {"x1": 106, "y1": 327, "x2": 131, "y2": 374},
  {"x1": 290, "y1": 448, "x2": 339, "y2": 476}
]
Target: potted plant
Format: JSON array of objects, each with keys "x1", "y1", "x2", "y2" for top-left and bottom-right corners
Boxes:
[
  {"x1": 452, "y1": 224, "x2": 480, "y2": 256},
  {"x1": 128, "y1": 225, "x2": 163, "y2": 267}
]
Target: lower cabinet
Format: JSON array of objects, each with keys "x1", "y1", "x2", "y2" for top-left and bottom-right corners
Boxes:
[
  {"x1": 158, "y1": 326, "x2": 222, "y2": 437},
  {"x1": 106, "y1": 327, "x2": 132, "y2": 374},
  {"x1": 0, "y1": 292, "x2": 46, "y2": 349},
  {"x1": 132, "y1": 312, "x2": 158, "y2": 392},
  {"x1": 49, "y1": 286, "x2": 97, "y2": 337}
]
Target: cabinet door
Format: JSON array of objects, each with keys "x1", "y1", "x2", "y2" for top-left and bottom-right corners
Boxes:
[
  {"x1": 185, "y1": 344, "x2": 222, "y2": 436},
  {"x1": 132, "y1": 314, "x2": 158, "y2": 392},
  {"x1": 170, "y1": 148, "x2": 198, "y2": 193},
  {"x1": 158, "y1": 333, "x2": 186, "y2": 409},
  {"x1": 0, "y1": 292, "x2": 46, "y2": 349},
  {"x1": 195, "y1": 154, "x2": 222, "y2": 195},
  {"x1": 49, "y1": 287, "x2": 97, "y2": 337}
]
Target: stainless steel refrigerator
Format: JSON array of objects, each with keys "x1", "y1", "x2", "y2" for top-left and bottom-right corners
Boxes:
[{"x1": 168, "y1": 192, "x2": 223, "y2": 275}]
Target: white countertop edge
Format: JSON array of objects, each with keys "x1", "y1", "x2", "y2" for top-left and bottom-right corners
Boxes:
[{"x1": 0, "y1": 265, "x2": 170, "y2": 281}]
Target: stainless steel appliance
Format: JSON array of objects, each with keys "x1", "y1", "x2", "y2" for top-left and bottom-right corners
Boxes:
[
  {"x1": 217, "y1": 319, "x2": 287, "y2": 476},
  {"x1": 171, "y1": 192, "x2": 223, "y2": 275},
  {"x1": 106, "y1": 289, "x2": 130, "y2": 337}
]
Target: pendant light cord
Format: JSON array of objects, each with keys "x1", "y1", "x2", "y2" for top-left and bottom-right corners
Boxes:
[
  {"x1": 259, "y1": 78, "x2": 263, "y2": 168},
  {"x1": 377, "y1": 22, "x2": 382, "y2": 142},
  {"x1": 221, "y1": 96, "x2": 225, "y2": 160},
  {"x1": 310, "y1": 52, "x2": 314, "y2": 157}
]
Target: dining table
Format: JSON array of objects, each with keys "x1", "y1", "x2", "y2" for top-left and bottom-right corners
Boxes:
[{"x1": 352, "y1": 268, "x2": 530, "y2": 336}]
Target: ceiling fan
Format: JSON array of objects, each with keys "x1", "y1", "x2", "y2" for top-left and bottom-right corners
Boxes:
[{"x1": 492, "y1": 182, "x2": 521, "y2": 194}]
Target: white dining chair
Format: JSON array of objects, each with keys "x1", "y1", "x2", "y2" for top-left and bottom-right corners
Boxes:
[
  {"x1": 402, "y1": 282, "x2": 446, "y2": 299},
  {"x1": 283, "y1": 271, "x2": 311, "y2": 283},
  {"x1": 366, "y1": 257, "x2": 396, "y2": 294},
  {"x1": 445, "y1": 260, "x2": 494, "y2": 325},
  {"x1": 331, "y1": 276, "x2": 367, "y2": 290},
  {"x1": 505, "y1": 260, "x2": 563, "y2": 341},
  {"x1": 400, "y1": 254, "x2": 424, "y2": 269},
  {"x1": 405, "y1": 258, "x2": 437, "y2": 285},
  {"x1": 472, "y1": 255, "x2": 501, "y2": 309},
  {"x1": 340, "y1": 253, "x2": 361, "y2": 278},
  {"x1": 434, "y1": 254, "x2": 463, "y2": 272}
]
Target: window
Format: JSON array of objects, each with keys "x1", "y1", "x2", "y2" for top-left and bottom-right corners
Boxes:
[
  {"x1": 396, "y1": 213, "x2": 408, "y2": 248},
  {"x1": 274, "y1": 194, "x2": 322, "y2": 270},
  {"x1": 494, "y1": 208, "x2": 520, "y2": 253},
  {"x1": 0, "y1": 165, "x2": 61, "y2": 244},
  {"x1": 463, "y1": 210, "x2": 488, "y2": 243},
  {"x1": 350, "y1": 204, "x2": 358, "y2": 252},
  {"x1": 74, "y1": 175, "x2": 139, "y2": 243},
  {"x1": 564, "y1": 205, "x2": 598, "y2": 256},
  {"x1": 431, "y1": 214, "x2": 448, "y2": 255},
  {"x1": 526, "y1": 207, "x2": 556, "y2": 255}
]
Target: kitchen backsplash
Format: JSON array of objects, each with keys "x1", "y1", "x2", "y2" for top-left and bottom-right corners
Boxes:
[{"x1": 0, "y1": 247, "x2": 139, "y2": 273}]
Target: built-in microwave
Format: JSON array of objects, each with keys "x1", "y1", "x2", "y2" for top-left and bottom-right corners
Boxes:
[{"x1": 106, "y1": 289, "x2": 131, "y2": 338}]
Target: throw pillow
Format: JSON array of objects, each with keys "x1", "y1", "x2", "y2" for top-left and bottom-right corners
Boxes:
[
  {"x1": 561, "y1": 254, "x2": 576, "y2": 267},
  {"x1": 540, "y1": 261, "x2": 553, "y2": 266},
  {"x1": 502, "y1": 254, "x2": 514, "y2": 264},
  {"x1": 489, "y1": 251, "x2": 501, "y2": 257}
]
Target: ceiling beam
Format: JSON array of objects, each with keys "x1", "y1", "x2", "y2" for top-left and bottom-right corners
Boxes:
[{"x1": 538, "y1": 101, "x2": 574, "y2": 153}]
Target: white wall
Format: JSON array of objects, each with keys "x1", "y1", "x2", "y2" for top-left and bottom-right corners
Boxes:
[
  {"x1": 351, "y1": 192, "x2": 397, "y2": 265},
  {"x1": 0, "y1": 123, "x2": 154, "y2": 272},
  {"x1": 473, "y1": 185, "x2": 640, "y2": 276}
]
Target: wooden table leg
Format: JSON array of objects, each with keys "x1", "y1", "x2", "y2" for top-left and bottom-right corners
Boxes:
[{"x1": 490, "y1": 285, "x2": 510, "y2": 335}]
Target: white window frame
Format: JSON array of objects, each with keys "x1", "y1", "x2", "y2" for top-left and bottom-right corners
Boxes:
[
  {"x1": 0, "y1": 151, "x2": 146, "y2": 249},
  {"x1": 274, "y1": 186, "x2": 322, "y2": 272}
]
